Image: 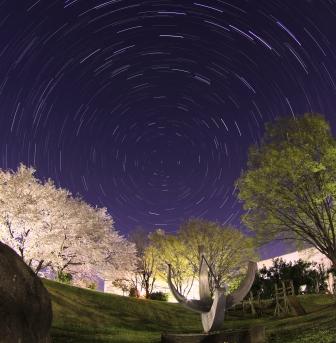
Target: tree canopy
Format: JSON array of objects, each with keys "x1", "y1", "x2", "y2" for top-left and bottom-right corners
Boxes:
[
  {"x1": 0, "y1": 164, "x2": 136, "y2": 282},
  {"x1": 180, "y1": 219, "x2": 257, "y2": 292},
  {"x1": 129, "y1": 227, "x2": 160, "y2": 298},
  {"x1": 251, "y1": 258, "x2": 327, "y2": 298},
  {"x1": 153, "y1": 219, "x2": 257, "y2": 294},
  {"x1": 149, "y1": 229, "x2": 195, "y2": 296},
  {"x1": 237, "y1": 113, "x2": 336, "y2": 268}
]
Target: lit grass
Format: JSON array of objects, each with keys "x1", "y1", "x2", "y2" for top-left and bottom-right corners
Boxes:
[
  {"x1": 43, "y1": 279, "x2": 336, "y2": 343},
  {"x1": 44, "y1": 279, "x2": 201, "y2": 343}
]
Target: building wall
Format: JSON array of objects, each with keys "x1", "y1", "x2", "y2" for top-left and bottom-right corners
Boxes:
[{"x1": 257, "y1": 247, "x2": 332, "y2": 270}]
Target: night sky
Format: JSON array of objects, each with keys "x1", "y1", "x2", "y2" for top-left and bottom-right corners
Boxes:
[{"x1": 1, "y1": 1, "x2": 336, "y2": 258}]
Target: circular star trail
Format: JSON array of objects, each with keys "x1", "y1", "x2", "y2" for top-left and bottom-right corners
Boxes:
[{"x1": 1, "y1": 0, "x2": 336, "y2": 236}]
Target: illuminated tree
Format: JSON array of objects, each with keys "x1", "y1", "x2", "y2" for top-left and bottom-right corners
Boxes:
[
  {"x1": 0, "y1": 164, "x2": 137, "y2": 281},
  {"x1": 237, "y1": 113, "x2": 336, "y2": 268},
  {"x1": 178, "y1": 218, "x2": 257, "y2": 293},
  {"x1": 149, "y1": 229, "x2": 195, "y2": 296},
  {"x1": 129, "y1": 227, "x2": 159, "y2": 298}
]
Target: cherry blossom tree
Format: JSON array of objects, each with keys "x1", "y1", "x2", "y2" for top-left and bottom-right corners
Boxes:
[
  {"x1": 0, "y1": 165, "x2": 48, "y2": 270},
  {"x1": 0, "y1": 164, "x2": 136, "y2": 282}
]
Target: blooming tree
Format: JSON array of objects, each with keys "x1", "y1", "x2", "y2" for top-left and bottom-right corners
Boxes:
[
  {"x1": 0, "y1": 165, "x2": 47, "y2": 270},
  {"x1": 0, "y1": 164, "x2": 136, "y2": 282}
]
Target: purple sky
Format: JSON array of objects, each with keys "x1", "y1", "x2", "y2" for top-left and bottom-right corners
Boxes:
[{"x1": 1, "y1": 1, "x2": 336, "y2": 258}]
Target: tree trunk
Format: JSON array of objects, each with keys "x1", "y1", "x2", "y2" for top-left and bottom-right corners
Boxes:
[
  {"x1": 331, "y1": 259, "x2": 336, "y2": 270},
  {"x1": 18, "y1": 247, "x2": 24, "y2": 260},
  {"x1": 145, "y1": 281, "x2": 150, "y2": 298},
  {"x1": 35, "y1": 260, "x2": 45, "y2": 274}
]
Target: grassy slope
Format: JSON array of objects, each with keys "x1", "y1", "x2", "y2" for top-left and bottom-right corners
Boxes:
[
  {"x1": 44, "y1": 279, "x2": 201, "y2": 343},
  {"x1": 44, "y1": 279, "x2": 336, "y2": 343}
]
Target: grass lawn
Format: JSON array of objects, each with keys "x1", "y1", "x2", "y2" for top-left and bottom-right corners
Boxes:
[{"x1": 44, "y1": 279, "x2": 336, "y2": 343}]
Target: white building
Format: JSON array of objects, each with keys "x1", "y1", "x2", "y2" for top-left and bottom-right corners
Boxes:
[
  {"x1": 103, "y1": 247, "x2": 335, "y2": 299},
  {"x1": 257, "y1": 247, "x2": 332, "y2": 270}
]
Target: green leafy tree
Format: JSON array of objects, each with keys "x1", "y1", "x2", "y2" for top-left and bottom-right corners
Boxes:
[
  {"x1": 149, "y1": 229, "x2": 195, "y2": 296},
  {"x1": 129, "y1": 227, "x2": 160, "y2": 298},
  {"x1": 252, "y1": 258, "x2": 327, "y2": 298},
  {"x1": 237, "y1": 113, "x2": 336, "y2": 268},
  {"x1": 178, "y1": 218, "x2": 258, "y2": 294}
]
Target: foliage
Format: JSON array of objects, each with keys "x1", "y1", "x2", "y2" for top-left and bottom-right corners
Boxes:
[
  {"x1": 129, "y1": 227, "x2": 159, "y2": 298},
  {"x1": 87, "y1": 282, "x2": 97, "y2": 290},
  {"x1": 72, "y1": 278, "x2": 98, "y2": 290},
  {"x1": 149, "y1": 229, "x2": 195, "y2": 296},
  {"x1": 177, "y1": 218, "x2": 258, "y2": 294},
  {"x1": 112, "y1": 278, "x2": 133, "y2": 295},
  {"x1": 129, "y1": 287, "x2": 140, "y2": 298},
  {"x1": 0, "y1": 164, "x2": 137, "y2": 281},
  {"x1": 148, "y1": 291, "x2": 168, "y2": 301},
  {"x1": 57, "y1": 271, "x2": 73, "y2": 285},
  {"x1": 131, "y1": 221, "x2": 257, "y2": 298},
  {"x1": 237, "y1": 113, "x2": 336, "y2": 268},
  {"x1": 145, "y1": 221, "x2": 257, "y2": 296},
  {"x1": 251, "y1": 258, "x2": 328, "y2": 298}
]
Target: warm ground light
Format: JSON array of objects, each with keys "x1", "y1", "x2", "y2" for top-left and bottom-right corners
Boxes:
[{"x1": 44, "y1": 279, "x2": 336, "y2": 343}]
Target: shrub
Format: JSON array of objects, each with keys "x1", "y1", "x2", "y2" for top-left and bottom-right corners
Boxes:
[
  {"x1": 129, "y1": 287, "x2": 140, "y2": 298},
  {"x1": 71, "y1": 278, "x2": 98, "y2": 290},
  {"x1": 57, "y1": 271, "x2": 72, "y2": 284},
  {"x1": 251, "y1": 258, "x2": 328, "y2": 298},
  {"x1": 87, "y1": 282, "x2": 97, "y2": 290},
  {"x1": 112, "y1": 278, "x2": 131, "y2": 296},
  {"x1": 148, "y1": 291, "x2": 168, "y2": 301}
]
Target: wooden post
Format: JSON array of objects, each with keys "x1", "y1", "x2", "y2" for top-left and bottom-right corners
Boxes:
[
  {"x1": 274, "y1": 283, "x2": 281, "y2": 316},
  {"x1": 249, "y1": 291, "x2": 256, "y2": 316},
  {"x1": 315, "y1": 278, "x2": 320, "y2": 294},
  {"x1": 257, "y1": 291, "x2": 262, "y2": 316},
  {"x1": 281, "y1": 280, "x2": 289, "y2": 314},
  {"x1": 289, "y1": 280, "x2": 295, "y2": 295}
]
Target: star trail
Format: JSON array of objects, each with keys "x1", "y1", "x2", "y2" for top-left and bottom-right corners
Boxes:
[{"x1": 1, "y1": 1, "x2": 336, "y2": 256}]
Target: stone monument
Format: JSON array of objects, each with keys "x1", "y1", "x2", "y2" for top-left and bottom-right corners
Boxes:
[{"x1": 162, "y1": 246, "x2": 263, "y2": 343}]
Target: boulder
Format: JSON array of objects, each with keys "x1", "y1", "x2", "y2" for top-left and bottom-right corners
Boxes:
[{"x1": 0, "y1": 241, "x2": 52, "y2": 343}]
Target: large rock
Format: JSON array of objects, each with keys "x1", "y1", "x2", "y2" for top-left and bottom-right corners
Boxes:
[{"x1": 0, "y1": 242, "x2": 52, "y2": 343}]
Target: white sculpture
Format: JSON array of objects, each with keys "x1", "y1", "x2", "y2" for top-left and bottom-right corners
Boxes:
[{"x1": 167, "y1": 246, "x2": 257, "y2": 333}]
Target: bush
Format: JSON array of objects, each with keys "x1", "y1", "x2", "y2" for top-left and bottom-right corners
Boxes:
[
  {"x1": 148, "y1": 291, "x2": 168, "y2": 301},
  {"x1": 57, "y1": 271, "x2": 72, "y2": 284},
  {"x1": 112, "y1": 278, "x2": 131, "y2": 295},
  {"x1": 87, "y1": 282, "x2": 97, "y2": 290},
  {"x1": 129, "y1": 287, "x2": 140, "y2": 298},
  {"x1": 251, "y1": 258, "x2": 328, "y2": 298},
  {"x1": 71, "y1": 278, "x2": 98, "y2": 290}
]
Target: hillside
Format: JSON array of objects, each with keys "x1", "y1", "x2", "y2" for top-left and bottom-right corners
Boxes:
[{"x1": 43, "y1": 279, "x2": 336, "y2": 343}]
